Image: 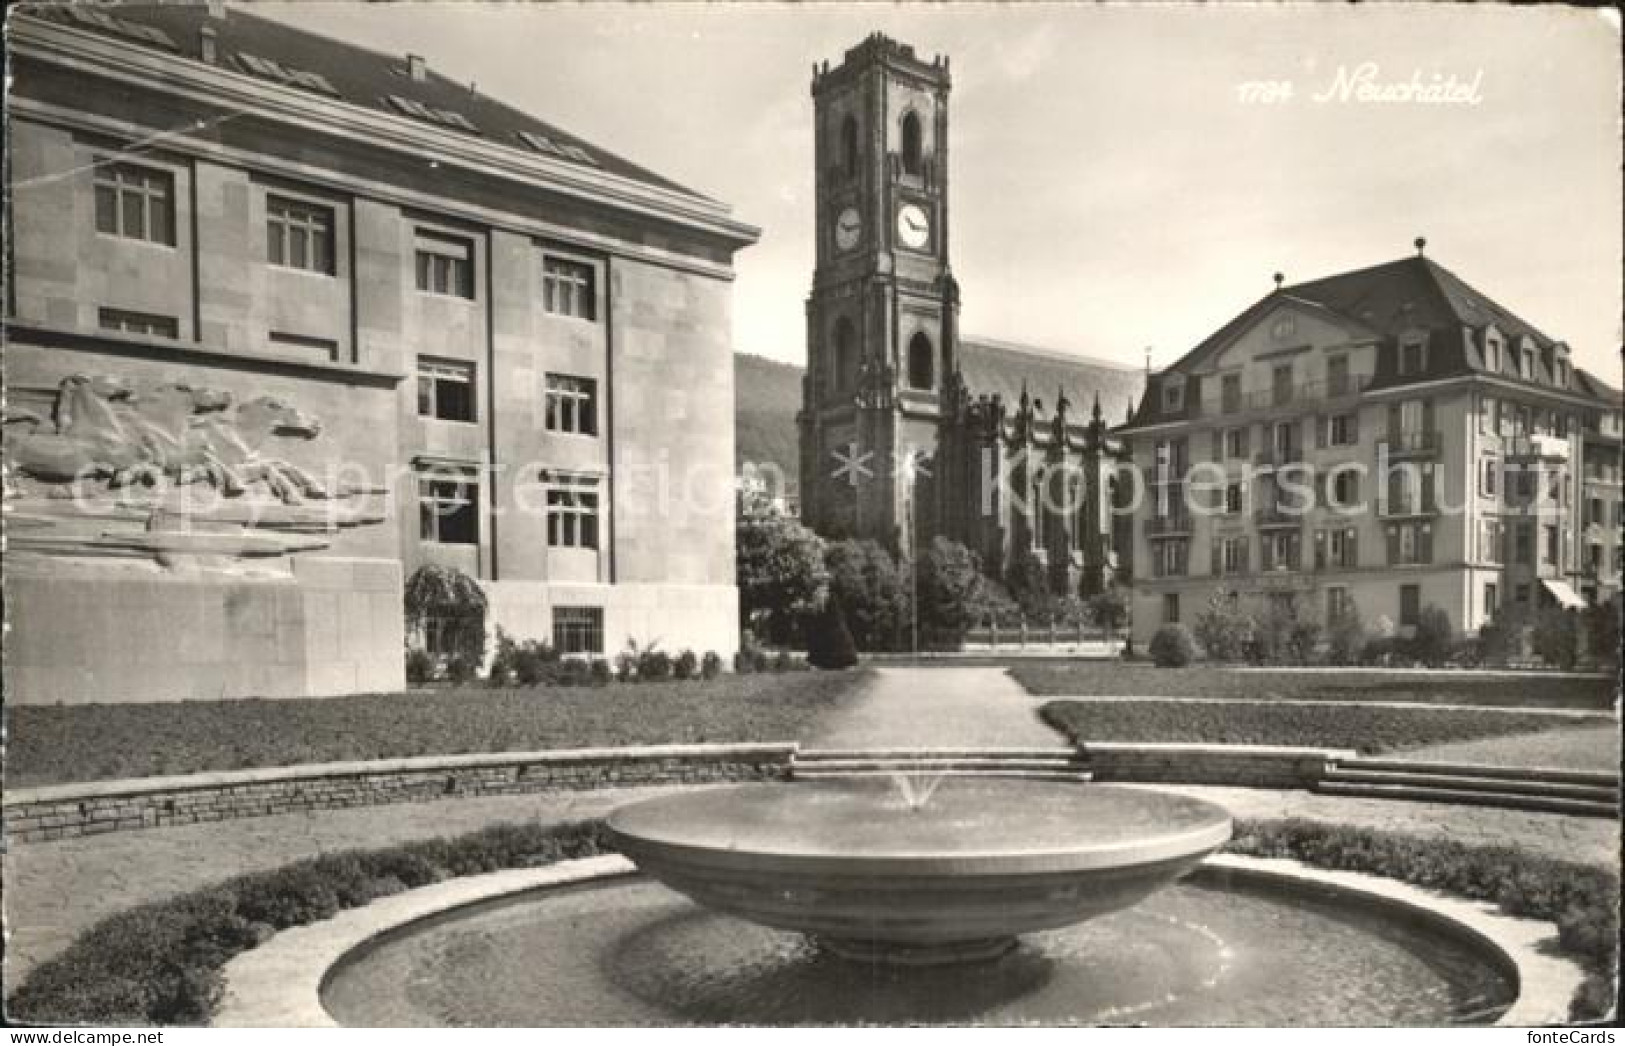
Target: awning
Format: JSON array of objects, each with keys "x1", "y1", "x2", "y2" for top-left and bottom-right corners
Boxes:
[{"x1": 1540, "y1": 579, "x2": 1588, "y2": 610}]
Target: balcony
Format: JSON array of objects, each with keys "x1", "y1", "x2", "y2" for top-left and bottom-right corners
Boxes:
[
  {"x1": 1144, "y1": 515, "x2": 1193, "y2": 537},
  {"x1": 1254, "y1": 505, "x2": 1304, "y2": 528},
  {"x1": 1209, "y1": 375, "x2": 1372, "y2": 417},
  {"x1": 1507, "y1": 433, "x2": 1570, "y2": 462},
  {"x1": 1378, "y1": 430, "x2": 1442, "y2": 458},
  {"x1": 1379, "y1": 496, "x2": 1439, "y2": 519}
]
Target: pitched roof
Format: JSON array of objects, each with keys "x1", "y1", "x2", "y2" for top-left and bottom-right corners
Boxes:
[
  {"x1": 958, "y1": 337, "x2": 1144, "y2": 426},
  {"x1": 30, "y1": 3, "x2": 710, "y2": 200},
  {"x1": 1126, "y1": 253, "x2": 1617, "y2": 429}
]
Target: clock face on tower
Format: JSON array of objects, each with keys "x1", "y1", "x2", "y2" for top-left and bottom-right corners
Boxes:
[
  {"x1": 834, "y1": 206, "x2": 862, "y2": 251},
  {"x1": 896, "y1": 203, "x2": 930, "y2": 250}
]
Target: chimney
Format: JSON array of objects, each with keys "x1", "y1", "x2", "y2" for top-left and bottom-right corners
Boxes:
[
  {"x1": 406, "y1": 54, "x2": 427, "y2": 82},
  {"x1": 199, "y1": 26, "x2": 218, "y2": 64},
  {"x1": 206, "y1": 0, "x2": 226, "y2": 18}
]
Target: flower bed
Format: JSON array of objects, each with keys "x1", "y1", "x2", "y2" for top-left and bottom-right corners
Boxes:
[{"x1": 4, "y1": 672, "x2": 866, "y2": 788}]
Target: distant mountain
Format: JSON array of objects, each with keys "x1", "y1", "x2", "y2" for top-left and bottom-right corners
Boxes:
[{"x1": 735, "y1": 353, "x2": 804, "y2": 487}]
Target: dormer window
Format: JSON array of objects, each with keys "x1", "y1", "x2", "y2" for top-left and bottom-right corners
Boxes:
[
  {"x1": 1554, "y1": 359, "x2": 1568, "y2": 387},
  {"x1": 1163, "y1": 380, "x2": 1184, "y2": 412},
  {"x1": 1399, "y1": 336, "x2": 1427, "y2": 376},
  {"x1": 1484, "y1": 335, "x2": 1501, "y2": 373},
  {"x1": 1519, "y1": 347, "x2": 1535, "y2": 380}
]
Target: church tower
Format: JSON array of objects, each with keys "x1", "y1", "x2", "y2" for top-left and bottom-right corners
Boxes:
[{"x1": 798, "y1": 34, "x2": 958, "y2": 558}]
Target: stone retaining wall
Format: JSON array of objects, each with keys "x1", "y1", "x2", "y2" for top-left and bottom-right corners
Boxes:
[
  {"x1": 1078, "y1": 742, "x2": 1354, "y2": 789},
  {"x1": 3, "y1": 744, "x2": 796, "y2": 844}
]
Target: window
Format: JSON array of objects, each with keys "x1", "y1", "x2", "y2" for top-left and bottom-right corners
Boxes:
[
  {"x1": 831, "y1": 317, "x2": 856, "y2": 391},
  {"x1": 1327, "y1": 413, "x2": 1357, "y2": 446},
  {"x1": 1162, "y1": 593, "x2": 1180, "y2": 625},
  {"x1": 94, "y1": 161, "x2": 173, "y2": 244},
  {"x1": 1153, "y1": 539, "x2": 1188, "y2": 578},
  {"x1": 841, "y1": 114, "x2": 859, "y2": 178},
  {"x1": 1543, "y1": 524, "x2": 1559, "y2": 565},
  {"x1": 1587, "y1": 497, "x2": 1604, "y2": 526},
  {"x1": 552, "y1": 606, "x2": 604, "y2": 656},
  {"x1": 1484, "y1": 337, "x2": 1501, "y2": 373},
  {"x1": 1224, "y1": 427, "x2": 1247, "y2": 459},
  {"x1": 1330, "y1": 470, "x2": 1360, "y2": 509},
  {"x1": 1399, "y1": 338, "x2": 1426, "y2": 375},
  {"x1": 907, "y1": 332, "x2": 934, "y2": 390},
  {"x1": 98, "y1": 307, "x2": 177, "y2": 338},
  {"x1": 1318, "y1": 527, "x2": 1357, "y2": 569},
  {"x1": 1555, "y1": 360, "x2": 1569, "y2": 387},
  {"x1": 1221, "y1": 374, "x2": 1242, "y2": 412},
  {"x1": 1326, "y1": 355, "x2": 1350, "y2": 396},
  {"x1": 545, "y1": 374, "x2": 598, "y2": 436},
  {"x1": 1399, "y1": 585, "x2": 1420, "y2": 628},
  {"x1": 1163, "y1": 380, "x2": 1184, "y2": 412},
  {"x1": 1272, "y1": 364, "x2": 1293, "y2": 406},
  {"x1": 1327, "y1": 587, "x2": 1351, "y2": 623},
  {"x1": 901, "y1": 110, "x2": 923, "y2": 175},
  {"x1": 546, "y1": 476, "x2": 600, "y2": 549},
  {"x1": 418, "y1": 474, "x2": 479, "y2": 545},
  {"x1": 1514, "y1": 524, "x2": 1532, "y2": 564},
  {"x1": 1270, "y1": 420, "x2": 1298, "y2": 462},
  {"x1": 542, "y1": 256, "x2": 596, "y2": 320},
  {"x1": 266, "y1": 195, "x2": 334, "y2": 274},
  {"x1": 1224, "y1": 482, "x2": 1244, "y2": 515},
  {"x1": 1519, "y1": 347, "x2": 1535, "y2": 380},
  {"x1": 1390, "y1": 522, "x2": 1432, "y2": 565},
  {"x1": 1262, "y1": 531, "x2": 1301, "y2": 571},
  {"x1": 1484, "y1": 583, "x2": 1499, "y2": 618},
  {"x1": 1479, "y1": 395, "x2": 1496, "y2": 435},
  {"x1": 268, "y1": 331, "x2": 339, "y2": 360},
  {"x1": 1480, "y1": 520, "x2": 1504, "y2": 563},
  {"x1": 1481, "y1": 457, "x2": 1499, "y2": 498},
  {"x1": 417, "y1": 358, "x2": 475, "y2": 422},
  {"x1": 415, "y1": 231, "x2": 473, "y2": 298},
  {"x1": 1220, "y1": 536, "x2": 1248, "y2": 574}
]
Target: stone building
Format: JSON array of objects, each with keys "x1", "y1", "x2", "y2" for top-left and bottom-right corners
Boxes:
[
  {"x1": 4, "y1": 4, "x2": 756, "y2": 703},
  {"x1": 796, "y1": 34, "x2": 1142, "y2": 596},
  {"x1": 1118, "y1": 246, "x2": 1622, "y2": 648}
]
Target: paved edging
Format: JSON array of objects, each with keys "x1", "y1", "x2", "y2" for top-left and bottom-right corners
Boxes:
[
  {"x1": 214, "y1": 853, "x2": 1584, "y2": 1027},
  {"x1": 1048, "y1": 694, "x2": 1615, "y2": 718},
  {"x1": 3, "y1": 744, "x2": 798, "y2": 843}
]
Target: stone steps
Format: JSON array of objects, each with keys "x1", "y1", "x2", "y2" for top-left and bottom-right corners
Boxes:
[
  {"x1": 1314, "y1": 780, "x2": 1618, "y2": 819},
  {"x1": 1332, "y1": 758, "x2": 1618, "y2": 788},
  {"x1": 793, "y1": 748, "x2": 1091, "y2": 783},
  {"x1": 1322, "y1": 766, "x2": 1618, "y2": 803},
  {"x1": 793, "y1": 768, "x2": 1095, "y2": 784}
]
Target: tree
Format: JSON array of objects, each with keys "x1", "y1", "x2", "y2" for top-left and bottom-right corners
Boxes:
[
  {"x1": 1149, "y1": 623, "x2": 1195, "y2": 667},
  {"x1": 1531, "y1": 606, "x2": 1580, "y2": 671},
  {"x1": 1325, "y1": 599, "x2": 1366, "y2": 667},
  {"x1": 1584, "y1": 599, "x2": 1620, "y2": 670},
  {"x1": 914, "y1": 537, "x2": 987, "y2": 651},
  {"x1": 1193, "y1": 588, "x2": 1252, "y2": 661},
  {"x1": 806, "y1": 597, "x2": 859, "y2": 669},
  {"x1": 825, "y1": 539, "x2": 911, "y2": 652},
  {"x1": 1088, "y1": 589, "x2": 1129, "y2": 633},
  {"x1": 1475, "y1": 609, "x2": 1526, "y2": 667},
  {"x1": 404, "y1": 564, "x2": 488, "y2": 674},
  {"x1": 736, "y1": 516, "x2": 826, "y2": 646},
  {"x1": 1005, "y1": 545, "x2": 1057, "y2": 623}
]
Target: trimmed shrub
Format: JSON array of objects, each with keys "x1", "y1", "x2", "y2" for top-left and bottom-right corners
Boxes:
[
  {"x1": 1532, "y1": 606, "x2": 1580, "y2": 671},
  {"x1": 674, "y1": 649, "x2": 699, "y2": 681},
  {"x1": 1088, "y1": 588, "x2": 1129, "y2": 633},
  {"x1": 403, "y1": 564, "x2": 488, "y2": 674},
  {"x1": 1475, "y1": 611, "x2": 1524, "y2": 667},
  {"x1": 701, "y1": 651, "x2": 724, "y2": 679},
  {"x1": 589, "y1": 659, "x2": 613, "y2": 685},
  {"x1": 638, "y1": 648, "x2": 673, "y2": 682},
  {"x1": 774, "y1": 650, "x2": 799, "y2": 672},
  {"x1": 807, "y1": 598, "x2": 859, "y2": 670},
  {"x1": 732, "y1": 649, "x2": 756, "y2": 674},
  {"x1": 443, "y1": 654, "x2": 478, "y2": 685},
  {"x1": 404, "y1": 648, "x2": 434, "y2": 685},
  {"x1": 1412, "y1": 604, "x2": 1454, "y2": 667},
  {"x1": 1325, "y1": 602, "x2": 1366, "y2": 666},
  {"x1": 914, "y1": 537, "x2": 987, "y2": 650},
  {"x1": 1148, "y1": 623, "x2": 1195, "y2": 668}
]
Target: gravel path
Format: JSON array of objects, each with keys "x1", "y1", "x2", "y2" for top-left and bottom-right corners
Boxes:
[{"x1": 806, "y1": 666, "x2": 1059, "y2": 749}]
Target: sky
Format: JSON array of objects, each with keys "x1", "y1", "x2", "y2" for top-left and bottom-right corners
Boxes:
[{"x1": 254, "y1": 1, "x2": 1622, "y2": 383}]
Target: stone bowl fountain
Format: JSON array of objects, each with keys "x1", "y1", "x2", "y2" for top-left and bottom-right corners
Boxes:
[{"x1": 605, "y1": 778, "x2": 1232, "y2": 965}]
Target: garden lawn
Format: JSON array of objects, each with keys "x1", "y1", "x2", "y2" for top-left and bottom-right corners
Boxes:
[
  {"x1": 4, "y1": 671, "x2": 867, "y2": 788},
  {"x1": 1039, "y1": 699, "x2": 1607, "y2": 756},
  {"x1": 1011, "y1": 663, "x2": 1616, "y2": 710}
]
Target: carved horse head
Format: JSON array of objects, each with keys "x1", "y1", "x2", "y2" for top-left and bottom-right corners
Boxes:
[{"x1": 234, "y1": 397, "x2": 323, "y2": 445}]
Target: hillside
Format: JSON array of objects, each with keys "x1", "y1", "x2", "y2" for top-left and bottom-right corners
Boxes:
[{"x1": 735, "y1": 352, "x2": 803, "y2": 485}]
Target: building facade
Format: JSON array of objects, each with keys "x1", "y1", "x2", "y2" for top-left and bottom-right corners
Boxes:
[
  {"x1": 4, "y1": 5, "x2": 756, "y2": 703},
  {"x1": 796, "y1": 34, "x2": 1141, "y2": 595},
  {"x1": 1118, "y1": 248, "x2": 1622, "y2": 648}
]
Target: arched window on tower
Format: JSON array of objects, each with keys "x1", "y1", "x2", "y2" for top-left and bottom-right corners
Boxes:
[
  {"x1": 832, "y1": 317, "x2": 856, "y2": 392},
  {"x1": 907, "y1": 331, "x2": 934, "y2": 390},
  {"x1": 901, "y1": 111, "x2": 923, "y2": 176},
  {"x1": 841, "y1": 114, "x2": 859, "y2": 179}
]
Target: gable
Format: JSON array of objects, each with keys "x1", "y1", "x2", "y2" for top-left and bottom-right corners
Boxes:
[{"x1": 1200, "y1": 301, "x2": 1376, "y2": 374}]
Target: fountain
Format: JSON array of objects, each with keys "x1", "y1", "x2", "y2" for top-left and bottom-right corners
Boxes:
[{"x1": 605, "y1": 778, "x2": 1232, "y2": 966}]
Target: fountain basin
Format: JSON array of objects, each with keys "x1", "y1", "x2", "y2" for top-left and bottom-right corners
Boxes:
[{"x1": 604, "y1": 779, "x2": 1232, "y2": 964}]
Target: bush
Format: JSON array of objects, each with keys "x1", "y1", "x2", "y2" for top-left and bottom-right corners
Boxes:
[
  {"x1": 589, "y1": 659, "x2": 613, "y2": 685},
  {"x1": 1475, "y1": 611, "x2": 1525, "y2": 667},
  {"x1": 1248, "y1": 594, "x2": 1320, "y2": 666},
  {"x1": 825, "y1": 539, "x2": 911, "y2": 652},
  {"x1": 5, "y1": 819, "x2": 610, "y2": 1026},
  {"x1": 638, "y1": 648, "x2": 673, "y2": 682},
  {"x1": 488, "y1": 632, "x2": 561, "y2": 687},
  {"x1": 1088, "y1": 589, "x2": 1129, "y2": 633},
  {"x1": 1325, "y1": 602, "x2": 1366, "y2": 666},
  {"x1": 403, "y1": 564, "x2": 488, "y2": 673},
  {"x1": 1584, "y1": 599, "x2": 1620, "y2": 670},
  {"x1": 807, "y1": 597, "x2": 859, "y2": 670},
  {"x1": 736, "y1": 516, "x2": 827, "y2": 647},
  {"x1": 914, "y1": 537, "x2": 988, "y2": 651},
  {"x1": 732, "y1": 648, "x2": 756, "y2": 674},
  {"x1": 773, "y1": 650, "x2": 798, "y2": 672},
  {"x1": 443, "y1": 654, "x2": 478, "y2": 685},
  {"x1": 1193, "y1": 589, "x2": 1252, "y2": 662},
  {"x1": 405, "y1": 648, "x2": 435, "y2": 685},
  {"x1": 1412, "y1": 604, "x2": 1454, "y2": 667},
  {"x1": 701, "y1": 651, "x2": 724, "y2": 680},
  {"x1": 674, "y1": 649, "x2": 699, "y2": 681},
  {"x1": 1149, "y1": 623, "x2": 1195, "y2": 668}
]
